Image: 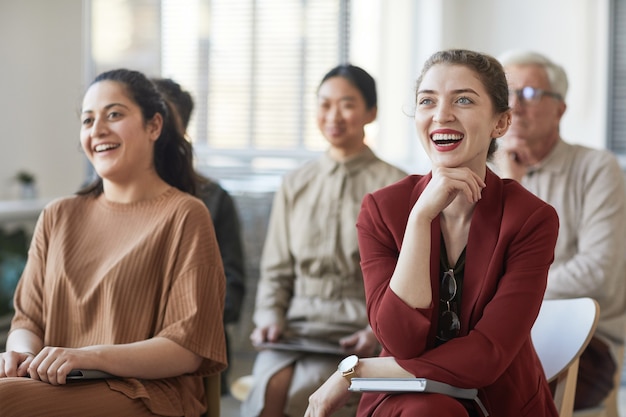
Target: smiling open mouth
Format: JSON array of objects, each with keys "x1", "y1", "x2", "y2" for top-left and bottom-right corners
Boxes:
[
  {"x1": 432, "y1": 133, "x2": 464, "y2": 146},
  {"x1": 94, "y1": 143, "x2": 120, "y2": 152}
]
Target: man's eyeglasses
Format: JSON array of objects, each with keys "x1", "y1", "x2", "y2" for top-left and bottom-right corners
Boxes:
[
  {"x1": 437, "y1": 269, "x2": 460, "y2": 342},
  {"x1": 509, "y1": 86, "x2": 563, "y2": 105}
]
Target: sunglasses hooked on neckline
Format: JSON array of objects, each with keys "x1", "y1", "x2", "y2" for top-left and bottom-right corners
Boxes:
[{"x1": 437, "y1": 269, "x2": 461, "y2": 342}]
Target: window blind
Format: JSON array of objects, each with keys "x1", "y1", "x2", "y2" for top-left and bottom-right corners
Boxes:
[
  {"x1": 608, "y1": 0, "x2": 626, "y2": 163},
  {"x1": 90, "y1": 0, "x2": 351, "y2": 176},
  {"x1": 162, "y1": 0, "x2": 351, "y2": 173}
]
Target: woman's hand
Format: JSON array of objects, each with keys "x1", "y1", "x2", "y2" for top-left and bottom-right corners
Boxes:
[
  {"x1": 494, "y1": 137, "x2": 537, "y2": 181},
  {"x1": 414, "y1": 166, "x2": 486, "y2": 220},
  {"x1": 2, "y1": 346, "x2": 89, "y2": 385},
  {"x1": 339, "y1": 327, "x2": 379, "y2": 357},
  {"x1": 0, "y1": 350, "x2": 36, "y2": 378},
  {"x1": 3, "y1": 328, "x2": 43, "y2": 378},
  {"x1": 27, "y1": 346, "x2": 92, "y2": 385},
  {"x1": 250, "y1": 323, "x2": 284, "y2": 345},
  {"x1": 304, "y1": 371, "x2": 352, "y2": 417}
]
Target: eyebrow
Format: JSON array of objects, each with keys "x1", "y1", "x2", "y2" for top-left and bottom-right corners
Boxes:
[
  {"x1": 81, "y1": 102, "x2": 130, "y2": 114},
  {"x1": 318, "y1": 94, "x2": 358, "y2": 102},
  {"x1": 417, "y1": 88, "x2": 480, "y2": 96}
]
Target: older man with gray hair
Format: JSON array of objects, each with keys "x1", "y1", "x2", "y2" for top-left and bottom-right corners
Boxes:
[{"x1": 494, "y1": 50, "x2": 626, "y2": 410}]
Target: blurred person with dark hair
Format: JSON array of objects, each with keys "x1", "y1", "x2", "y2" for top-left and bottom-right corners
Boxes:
[{"x1": 153, "y1": 77, "x2": 247, "y2": 396}]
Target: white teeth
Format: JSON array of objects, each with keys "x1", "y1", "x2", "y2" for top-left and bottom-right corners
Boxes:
[
  {"x1": 94, "y1": 143, "x2": 119, "y2": 152},
  {"x1": 432, "y1": 133, "x2": 463, "y2": 141}
]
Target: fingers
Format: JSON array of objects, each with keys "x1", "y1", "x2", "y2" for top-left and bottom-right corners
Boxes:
[
  {"x1": 1, "y1": 353, "x2": 15, "y2": 378},
  {"x1": 304, "y1": 404, "x2": 320, "y2": 417},
  {"x1": 28, "y1": 347, "x2": 73, "y2": 385},
  {"x1": 249, "y1": 327, "x2": 266, "y2": 345},
  {"x1": 430, "y1": 167, "x2": 485, "y2": 205},
  {"x1": 16, "y1": 354, "x2": 34, "y2": 377},
  {"x1": 339, "y1": 329, "x2": 379, "y2": 357},
  {"x1": 494, "y1": 145, "x2": 529, "y2": 181},
  {"x1": 353, "y1": 335, "x2": 379, "y2": 357},
  {"x1": 499, "y1": 137, "x2": 534, "y2": 166},
  {"x1": 466, "y1": 170, "x2": 486, "y2": 203},
  {"x1": 305, "y1": 373, "x2": 351, "y2": 417},
  {"x1": 454, "y1": 170, "x2": 484, "y2": 203},
  {"x1": 0, "y1": 351, "x2": 34, "y2": 378},
  {"x1": 250, "y1": 324, "x2": 283, "y2": 345},
  {"x1": 338, "y1": 334, "x2": 358, "y2": 349},
  {"x1": 266, "y1": 324, "x2": 282, "y2": 342}
]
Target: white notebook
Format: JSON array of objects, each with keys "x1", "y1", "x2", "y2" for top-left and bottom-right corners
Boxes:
[
  {"x1": 349, "y1": 378, "x2": 488, "y2": 416},
  {"x1": 349, "y1": 377, "x2": 476, "y2": 399}
]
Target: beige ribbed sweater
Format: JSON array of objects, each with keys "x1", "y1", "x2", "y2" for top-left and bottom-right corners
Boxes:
[{"x1": 10, "y1": 187, "x2": 227, "y2": 416}]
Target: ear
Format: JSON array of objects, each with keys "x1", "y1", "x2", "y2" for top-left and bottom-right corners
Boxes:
[
  {"x1": 364, "y1": 106, "x2": 378, "y2": 125},
  {"x1": 491, "y1": 110, "x2": 512, "y2": 138},
  {"x1": 147, "y1": 113, "x2": 163, "y2": 141},
  {"x1": 556, "y1": 101, "x2": 567, "y2": 120}
]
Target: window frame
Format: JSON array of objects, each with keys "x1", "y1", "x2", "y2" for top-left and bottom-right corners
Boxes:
[{"x1": 607, "y1": 0, "x2": 626, "y2": 169}]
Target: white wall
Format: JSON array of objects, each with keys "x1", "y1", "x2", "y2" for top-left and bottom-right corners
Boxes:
[
  {"x1": 434, "y1": 0, "x2": 609, "y2": 153},
  {"x1": 356, "y1": 0, "x2": 610, "y2": 174},
  {"x1": 0, "y1": 0, "x2": 613, "y2": 199},
  {"x1": 0, "y1": 0, "x2": 85, "y2": 200}
]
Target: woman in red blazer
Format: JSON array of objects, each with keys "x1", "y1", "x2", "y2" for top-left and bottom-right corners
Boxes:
[{"x1": 305, "y1": 49, "x2": 559, "y2": 416}]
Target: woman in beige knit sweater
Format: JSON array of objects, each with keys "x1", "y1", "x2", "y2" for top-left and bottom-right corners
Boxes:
[{"x1": 0, "y1": 69, "x2": 227, "y2": 416}]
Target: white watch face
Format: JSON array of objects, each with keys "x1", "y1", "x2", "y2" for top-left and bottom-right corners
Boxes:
[{"x1": 339, "y1": 354, "x2": 358, "y2": 372}]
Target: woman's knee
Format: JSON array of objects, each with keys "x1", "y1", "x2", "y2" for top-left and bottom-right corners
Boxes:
[
  {"x1": 0, "y1": 377, "x2": 25, "y2": 398},
  {"x1": 0, "y1": 378, "x2": 45, "y2": 417},
  {"x1": 266, "y1": 365, "x2": 294, "y2": 396},
  {"x1": 259, "y1": 365, "x2": 295, "y2": 417}
]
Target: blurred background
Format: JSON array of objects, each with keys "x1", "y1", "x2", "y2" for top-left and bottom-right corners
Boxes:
[
  {"x1": 0, "y1": 1, "x2": 624, "y2": 408},
  {"x1": 0, "y1": 0, "x2": 623, "y2": 201}
]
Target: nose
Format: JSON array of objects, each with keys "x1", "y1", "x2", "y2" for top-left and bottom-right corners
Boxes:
[
  {"x1": 326, "y1": 105, "x2": 342, "y2": 122},
  {"x1": 433, "y1": 102, "x2": 455, "y2": 123},
  {"x1": 90, "y1": 116, "x2": 107, "y2": 137}
]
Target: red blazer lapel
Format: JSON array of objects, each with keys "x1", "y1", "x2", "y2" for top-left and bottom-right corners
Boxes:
[{"x1": 462, "y1": 169, "x2": 505, "y2": 329}]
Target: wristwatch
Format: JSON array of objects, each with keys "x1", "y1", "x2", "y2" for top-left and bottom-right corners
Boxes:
[{"x1": 337, "y1": 354, "x2": 359, "y2": 384}]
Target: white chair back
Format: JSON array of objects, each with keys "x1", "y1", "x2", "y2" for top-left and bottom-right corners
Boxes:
[{"x1": 531, "y1": 297, "x2": 600, "y2": 417}]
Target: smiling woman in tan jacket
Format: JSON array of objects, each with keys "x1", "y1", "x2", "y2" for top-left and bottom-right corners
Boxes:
[{"x1": 243, "y1": 64, "x2": 406, "y2": 417}]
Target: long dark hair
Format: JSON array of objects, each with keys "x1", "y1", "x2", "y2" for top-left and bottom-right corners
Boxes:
[{"x1": 77, "y1": 69, "x2": 197, "y2": 196}]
